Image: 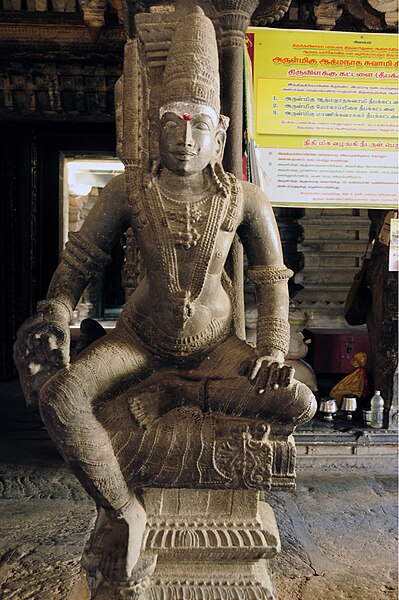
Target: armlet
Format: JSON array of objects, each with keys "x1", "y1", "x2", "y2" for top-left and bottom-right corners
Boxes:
[
  {"x1": 63, "y1": 232, "x2": 111, "y2": 281},
  {"x1": 247, "y1": 265, "x2": 293, "y2": 285}
]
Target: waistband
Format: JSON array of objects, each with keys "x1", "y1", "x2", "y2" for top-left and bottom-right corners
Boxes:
[{"x1": 119, "y1": 309, "x2": 231, "y2": 359}]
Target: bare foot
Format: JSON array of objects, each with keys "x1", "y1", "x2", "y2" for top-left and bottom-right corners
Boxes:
[
  {"x1": 128, "y1": 375, "x2": 203, "y2": 429},
  {"x1": 95, "y1": 496, "x2": 147, "y2": 583}
]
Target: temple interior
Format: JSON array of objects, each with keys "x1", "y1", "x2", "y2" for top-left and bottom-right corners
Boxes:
[{"x1": 0, "y1": 1, "x2": 397, "y2": 598}]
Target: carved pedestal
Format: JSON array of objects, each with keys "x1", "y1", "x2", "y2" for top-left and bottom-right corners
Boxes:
[
  {"x1": 77, "y1": 489, "x2": 280, "y2": 600},
  {"x1": 144, "y1": 489, "x2": 280, "y2": 599},
  {"x1": 69, "y1": 414, "x2": 297, "y2": 600}
]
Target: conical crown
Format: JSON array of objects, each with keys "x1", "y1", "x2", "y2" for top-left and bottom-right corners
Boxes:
[{"x1": 161, "y1": 7, "x2": 220, "y2": 114}]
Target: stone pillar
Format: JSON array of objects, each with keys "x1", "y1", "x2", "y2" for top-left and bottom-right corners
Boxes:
[
  {"x1": 214, "y1": 0, "x2": 259, "y2": 176},
  {"x1": 212, "y1": 1, "x2": 261, "y2": 340}
]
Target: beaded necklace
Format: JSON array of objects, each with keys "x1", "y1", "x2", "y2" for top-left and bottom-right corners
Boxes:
[
  {"x1": 157, "y1": 184, "x2": 211, "y2": 250},
  {"x1": 144, "y1": 177, "x2": 229, "y2": 325}
]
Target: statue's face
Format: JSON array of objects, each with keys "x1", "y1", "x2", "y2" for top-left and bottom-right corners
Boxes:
[{"x1": 159, "y1": 105, "x2": 221, "y2": 176}]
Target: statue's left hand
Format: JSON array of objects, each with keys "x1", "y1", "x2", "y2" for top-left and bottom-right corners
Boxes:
[{"x1": 248, "y1": 354, "x2": 294, "y2": 394}]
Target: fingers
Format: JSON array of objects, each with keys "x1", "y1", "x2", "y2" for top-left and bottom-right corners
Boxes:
[
  {"x1": 16, "y1": 314, "x2": 44, "y2": 340},
  {"x1": 15, "y1": 323, "x2": 70, "y2": 378},
  {"x1": 254, "y1": 361, "x2": 278, "y2": 394},
  {"x1": 250, "y1": 359, "x2": 295, "y2": 394},
  {"x1": 24, "y1": 331, "x2": 54, "y2": 366},
  {"x1": 238, "y1": 358, "x2": 253, "y2": 377},
  {"x1": 17, "y1": 358, "x2": 59, "y2": 405},
  {"x1": 50, "y1": 346, "x2": 70, "y2": 367},
  {"x1": 40, "y1": 332, "x2": 69, "y2": 366},
  {"x1": 249, "y1": 356, "x2": 267, "y2": 381},
  {"x1": 25, "y1": 331, "x2": 46, "y2": 364},
  {"x1": 29, "y1": 364, "x2": 59, "y2": 392},
  {"x1": 279, "y1": 364, "x2": 295, "y2": 386},
  {"x1": 14, "y1": 321, "x2": 69, "y2": 405}
]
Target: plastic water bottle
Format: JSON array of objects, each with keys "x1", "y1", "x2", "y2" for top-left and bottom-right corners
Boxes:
[{"x1": 370, "y1": 390, "x2": 384, "y2": 429}]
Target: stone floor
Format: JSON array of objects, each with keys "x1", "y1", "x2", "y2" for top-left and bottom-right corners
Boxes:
[{"x1": 0, "y1": 380, "x2": 398, "y2": 600}]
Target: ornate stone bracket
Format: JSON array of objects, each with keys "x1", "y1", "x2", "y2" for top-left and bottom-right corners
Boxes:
[
  {"x1": 313, "y1": 0, "x2": 397, "y2": 30},
  {"x1": 344, "y1": 0, "x2": 385, "y2": 30}
]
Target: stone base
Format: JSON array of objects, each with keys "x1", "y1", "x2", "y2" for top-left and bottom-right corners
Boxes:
[
  {"x1": 149, "y1": 560, "x2": 277, "y2": 599},
  {"x1": 78, "y1": 489, "x2": 281, "y2": 600}
]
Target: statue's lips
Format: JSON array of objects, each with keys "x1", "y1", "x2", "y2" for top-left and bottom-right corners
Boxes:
[{"x1": 173, "y1": 151, "x2": 197, "y2": 160}]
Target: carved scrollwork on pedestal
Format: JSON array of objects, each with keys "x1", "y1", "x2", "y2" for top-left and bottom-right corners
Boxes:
[
  {"x1": 145, "y1": 519, "x2": 275, "y2": 559},
  {"x1": 148, "y1": 580, "x2": 276, "y2": 599},
  {"x1": 214, "y1": 421, "x2": 273, "y2": 489}
]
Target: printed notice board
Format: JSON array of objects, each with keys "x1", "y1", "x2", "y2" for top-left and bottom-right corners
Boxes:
[{"x1": 246, "y1": 28, "x2": 398, "y2": 209}]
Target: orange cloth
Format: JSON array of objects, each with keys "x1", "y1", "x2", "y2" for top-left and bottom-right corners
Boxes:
[{"x1": 330, "y1": 352, "x2": 368, "y2": 405}]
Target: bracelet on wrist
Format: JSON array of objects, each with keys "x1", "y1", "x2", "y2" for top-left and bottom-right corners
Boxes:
[{"x1": 37, "y1": 299, "x2": 73, "y2": 323}]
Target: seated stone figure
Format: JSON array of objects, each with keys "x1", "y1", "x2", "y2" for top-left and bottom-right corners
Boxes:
[{"x1": 14, "y1": 8, "x2": 316, "y2": 587}]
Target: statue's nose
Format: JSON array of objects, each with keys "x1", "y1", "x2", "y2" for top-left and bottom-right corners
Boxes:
[{"x1": 182, "y1": 122, "x2": 194, "y2": 146}]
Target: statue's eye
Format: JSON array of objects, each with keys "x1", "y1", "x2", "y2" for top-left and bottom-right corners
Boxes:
[
  {"x1": 163, "y1": 120, "x2": 178, "y2": 130},
  {"x1": 194, "y1": 121, "x2": 211, "y2": 131}
]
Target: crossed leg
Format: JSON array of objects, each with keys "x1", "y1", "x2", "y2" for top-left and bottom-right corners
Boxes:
[{"x1": 127, "y1": 335, "x2": 317, "y2": 428}]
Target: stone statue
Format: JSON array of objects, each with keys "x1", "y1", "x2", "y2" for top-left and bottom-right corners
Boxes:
[{"x1": 14, "y1": 7, "x2": 316, "y2": 597}]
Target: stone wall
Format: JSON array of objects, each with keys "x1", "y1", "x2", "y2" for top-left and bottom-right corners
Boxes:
[{"x1": 0, "y1": 14, "x2": 123, "y2": 120}]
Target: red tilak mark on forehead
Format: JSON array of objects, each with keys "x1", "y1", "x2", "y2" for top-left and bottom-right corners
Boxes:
[{"x1": 182, "y1": 113, "x2": 192, "y2": 121}]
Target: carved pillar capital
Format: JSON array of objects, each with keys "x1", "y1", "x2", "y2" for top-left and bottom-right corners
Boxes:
[
  {"x1": 313, "y1": 0, "x2": 343, "y2": 30},
  {"x1": 251, "y1": 0, "x2": 292, "y2": 25},
  {"x1": 212, "y1": 0, "x2": 260, "y2": 41},
  {"x1": 219, "y1": 27, "x2": 246, "y2": 49},
  {"x1": 78, "y1": 0, "x2": 107, "y2": 39},
  {"x1": 344, "y1": 0, "x2": 386, "y2": 30},
  {"x1": 367, "y1": 0, "x2": 398, "y2": 28}
]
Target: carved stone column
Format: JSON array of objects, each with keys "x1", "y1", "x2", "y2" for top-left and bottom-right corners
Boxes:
[
  {"x1": 206, "y1": 1, "x2": 261, "y2": 341},
  {"x1": 313, "y1": 0, "x2": 343, "y2": 30},
  {"x1": 212, "y1": 1, "x2": 260, "y2": 176}
]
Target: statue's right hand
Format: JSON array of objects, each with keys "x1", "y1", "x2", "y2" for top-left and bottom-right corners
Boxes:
[{"x1": 13, "y1": 300, "x2": 71, "y2": 406}]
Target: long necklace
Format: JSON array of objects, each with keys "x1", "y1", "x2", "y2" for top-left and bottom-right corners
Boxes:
[{"x1": 145, "y1": 177, "x2": 229, "y2": 326}]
